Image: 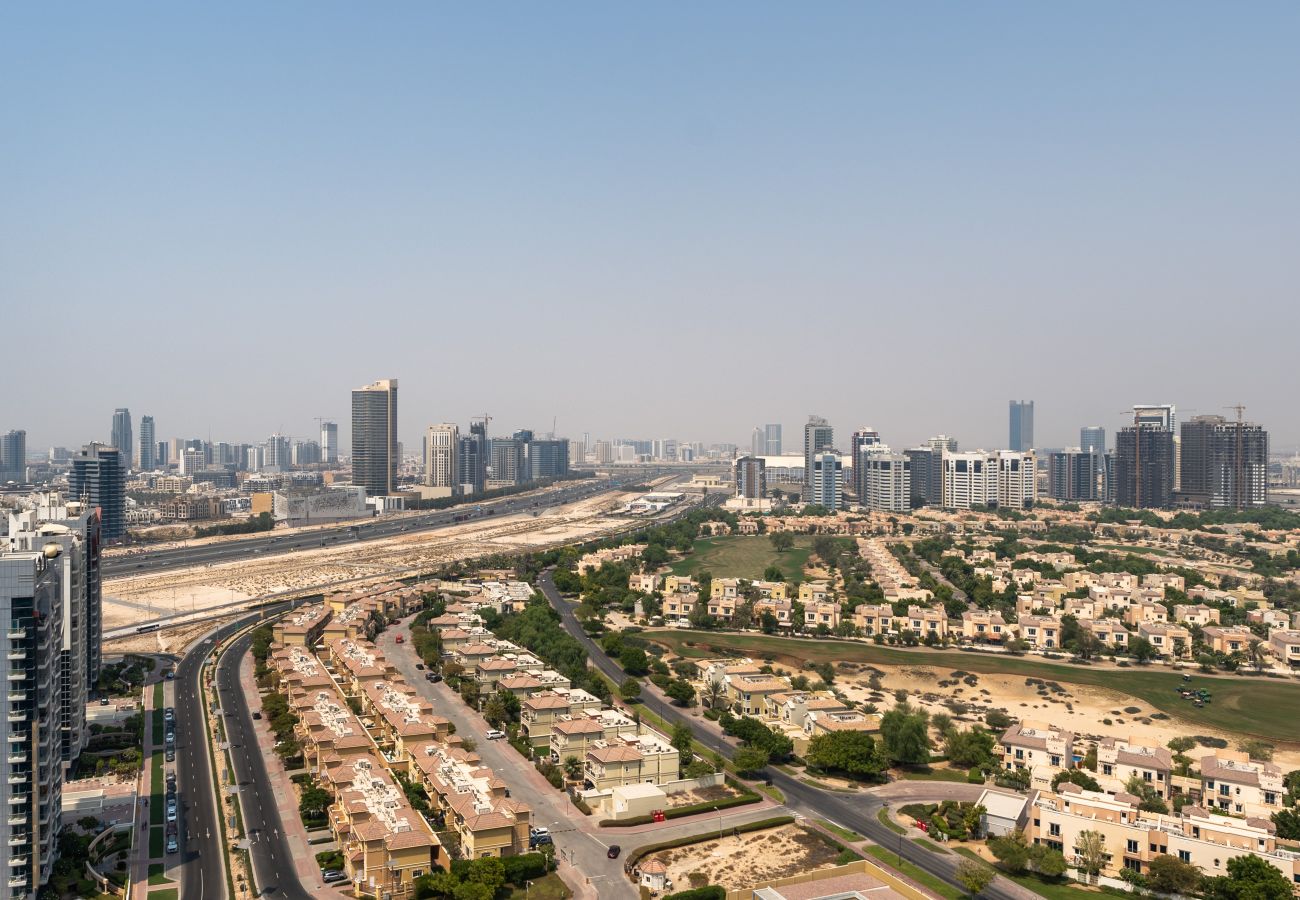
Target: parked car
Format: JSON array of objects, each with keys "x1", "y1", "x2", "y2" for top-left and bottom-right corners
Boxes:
[
  {"x1": 164, "y1": 708, "x2": 174, "y2": 722},
  {"x1": 99, "y1": 696, "x2": 110, "y2": 706},
  {"x1": 166, "y1": 799, "x2": 178, "y2": 822},
  {"x1": 395, "y1": 635, "x2": 404, "y2": 644},
  {"x1": 322, "y1": 870, "x2": 347, "y2": 884},
  {"x1": 165, "y1": 749, "x2": 175, "y2": 762},
  {"x1": 252, "y1": 711, "x2": 262, "y2": 720},
  {"x1": 485, "y1": 729, "x2": 505, "y2": 741},
  {"x1": 429, "y1": 673, "x2": 442, "y2": 683},
  {"x1": 165, "y1": 731, "x2": 175, "y2": 745},
  {"x1": 529, "y1": 834, "x2": 553, "y2": 848},
  {"x1": 415, "y1": 663, "x2": 425, "y2": 670},
  {"x1": 607, "y1": 845, "x2": 621, "y2": 859},
  {"x1": 166, "y1": 835, "x2": 178, "y2": 854}
]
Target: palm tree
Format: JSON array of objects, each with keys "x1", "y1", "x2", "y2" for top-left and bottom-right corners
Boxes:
[
  {"x1": 1247, "y1": 639, "x2": 1267, "y2": 673},
  {"x1": 703, "y1": 679, "x2": 726, "y2": 711}
]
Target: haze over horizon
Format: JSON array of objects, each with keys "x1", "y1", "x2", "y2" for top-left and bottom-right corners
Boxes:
[{"x1": 4, "y1": 4, "x2": 1298, "y2": 452}]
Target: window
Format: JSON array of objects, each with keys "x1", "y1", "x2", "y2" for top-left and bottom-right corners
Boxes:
[
  {"x1": 1178, "y1": 851, "x2": 1191, "y2": 863},
  {"x1": 1049, "y1": 823, "x2": 1060, "y2": 837},
  {"x1": 1124, "y1": 859, "x2": 1142, "y2": 872},
  {"x1": 1103, "y1": 765, "x2": 1113, "y2": 776},
  {"x1": 1127, "y1": 840, "x2": 1139, "y2": 853}
]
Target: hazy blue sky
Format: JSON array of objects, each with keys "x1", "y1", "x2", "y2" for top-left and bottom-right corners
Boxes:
[{"x1": 3, "y1": 3, "x2": 1298, "y2": 454}]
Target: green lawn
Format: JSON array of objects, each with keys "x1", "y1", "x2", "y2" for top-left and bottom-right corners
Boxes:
[
  {"x1": 153, "y1": 681, "x2": 164, "y2": 708},
  {"x1": 152, "y1": 709, "x2": 164, "y2": 746},
  {"x1": 150, "y1": 753, "x2": 164, "y2": 825},
  {"x1": 151, "y1": 890, "x2": 180, "y2": 900},
  {"x1": 148, "y1": 863, "x2": 172, "y2": 885},
  {"x1": 503, "y1": 873, "x2": 570, "y2": 900},
  {"x1": 643, "y1": 630, "x2": 1300, "y2": 743},
  {"x1": 897, "y1": 766, "x2": 972, "y2": 783},
  {"x1": 149, "y1": 827, "x2": 164, "y2": 859},
  {"x1": 953, "y1": 848, "x2": 1099, "y2": 900},
  {"x1": 877, "y1": 808, "x2": 906, "y2": 835},
  {"x1": 864, "y1": 845, "x2": 963, "y2": 900},
  {"x1": 667, "y1": 535, "x2": 815, "y2": 584},
  {"x1": 818, "y1": 819, "x2": 864, "y2": 842},
  {"x1": 913, "y1": 837, "x2": 949, "y2": 853}
]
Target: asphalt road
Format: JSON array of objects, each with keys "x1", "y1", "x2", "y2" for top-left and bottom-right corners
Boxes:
[
  {"x1": 215, "y1": 620, "x2": 320, "y2": 900},
  {"x1": 172, "y1": 601, "x2": 298, "y2": 900},
  {"x1": 375, "y1": 622, "x2": 638, "y2": 899},
  {"x1": 535, "y1": 571, "x2": 1028, "y2": 900},
  {"x1": 104, "y1": 476, "x2": 650, "y2": 579}
]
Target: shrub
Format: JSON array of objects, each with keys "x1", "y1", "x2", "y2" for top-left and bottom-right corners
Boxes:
[{"x1": 664, "y1": 888, "x2": 726, "y2": 900}]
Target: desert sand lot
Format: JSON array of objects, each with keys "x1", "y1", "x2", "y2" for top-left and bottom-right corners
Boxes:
[
  {"x1": 831, "y1": 662, "x2": 1300, "y2": 770},
  {"x1": 656, "y1": 824, "x2": 842, "y2": 891},
  {"x1": 101, "y1": 489, "x2": 645, "y2": 632}
]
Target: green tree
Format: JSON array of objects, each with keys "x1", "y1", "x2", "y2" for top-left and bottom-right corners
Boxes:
[
  {"x1": 763, "y1": 565, "x2": 784, "y2": 582},
  {"x1": 620, "y1": 646, "x2": 649, "y2": 676},
  {"x1": 1076, "y1": 830, "x2": 1106, "y2": 878},
  {"x1": 665, "y1": 679, "x2": 696, "y2": 706},
  {"x1": 1128, "y1": 637, "x2": 1155, "y2": 663},
  {"x1": 670, "y1": 723, "x2": 694, "y2": 760},
  {"x1": 733, "y1": 747, "x2": 770, "y2": 776},
  {"x1": 879, "y1": 703, "x2": 931, "y2": 765},
  {"x1": 562, "y1": 755, "x2": 583, "y2": 782},
  {"x1": 806, "y1": 731, "x2": 887, "y2": 780},
  {"x1": 619, "y1": 677, "x2": 642, "y2": 701},
  {"x1": 1052, "y1": 769, "x2": 1102, "y2": 793},
  {"x1": 1124, "y1": 774, "x2": 1169, "y2": 813},
  {"x1": 1027, "y1": 844, "x2": 1068, "y2": 879},
  {"x1": 1271, "y1": 807, "x2": 1300, "y2": 840},
  {"x1": 1147, "y1": 854, "x2": 1202, "y2": 895},
  {"x1": 955, "y1": 859, "x2": 995, "y2": 897},
  {"x1": 298, "y1": 785, "x2": 332, "y2": 819},
  {"x1": 770, "y1": 532, "x2": 795, "y2": 552},
  {"x1": 944, "y1": 727, "x2": 997, "y2": 770},
  {"x1": 1205, "y1": 853, "x2": 1293, "y2": 900},
  {"x1": 988, "y1": 832, "x2": 1030, "y2": 874}
]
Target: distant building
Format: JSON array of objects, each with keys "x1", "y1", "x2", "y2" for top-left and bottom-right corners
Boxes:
[
  {"x1": 291, "y1": 440, "x2": 322, "y2": 466},
  {"x1": 265, "y1": 433, "x2": 291, "y2": 472},
  {"x1": 763, "y1": 423, "x2": 782, "y2": 456},
  {"x1": 1, "y1": 429, "x2": 27, "y2": 483},
  {"x1": 803, "y1": 416, "x2": 833, "y2": 501},
  {"x1": 859, "y1": 452, "x2": 911, "y2": 513},
  {"x1": 942, "y1": 451, "x2": 997, "y2": 510},
  {"x1": 351, "y1": 379, "x2": 399, "y2": 495},
  {"x1": 997, "y1": 451, "x2": 1037, "y2": 508},
  {"x1": 1048, "y1": 449, "x2": 1102, "y2": 501},
  {"x1": 315, "y1": 421, "x2": 335, "y2": 463},
  {"x1": 734, "y1": 456, "x2": 766, "y2": 499},
  {"x1": 904, "y1": 446, "x2": 935, "y2": 507},
  {"x1": 110, "y1": 407, "x2": 132, "y2": 472},
  {"x1": 458, "y1": 424, "x2": 487, "y2": 495},
  {"x1": 69, "y1": 443, "x2": 125, "y2": 538},
  {"x1": 593, "y1": 440, "x2": 613, "y2": 465},
  {"x1": 138, "y1": 415, "x2": 155, "y2": 471},
  {"x1": 270, "y1": 485, "x2": 369, "y2": 525},
  {"x1": 423, "y1": 423, "x2": 460, "y2": 494},
  {"x1": 807, "y1": 450, "x2": 843, "y2": 510},
  {"x1": 489, "y1": 438, "x2": 525, "y2": 486},
  {"x1": 1008, "y1": 400, "x2": 1034, "y2": 451},
  {"x1": 1178, "y1": 415, "x2": 1268, "y2": 509},
  {"x1": 1080, "y1": 426, "x2": 1106, "y2": 455},
  {"x1": 1115, "y1": 426, "x2": 1175, "y2": 508},
  {"x1": 526, "y1": 439, "x2": 570, "y2": 480}
]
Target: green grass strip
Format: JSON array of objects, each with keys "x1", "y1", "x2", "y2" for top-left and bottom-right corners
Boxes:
[{"x1": 864, "y1": 845, "x2": 962, "y2": 900}]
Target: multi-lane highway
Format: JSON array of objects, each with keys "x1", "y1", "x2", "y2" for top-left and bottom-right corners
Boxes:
[
  {"x1": 534, "y1": 571, "x2": 1028, "y2": 900},
  {"x1": 171, "y1": 600, "x2": 301, "y2": 900},
  {"x1": 103, "y1": 475, "x2": 650, "y2": 579}
]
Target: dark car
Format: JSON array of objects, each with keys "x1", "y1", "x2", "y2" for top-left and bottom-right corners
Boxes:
[
  {"x1": 415, "y1": 663, "x2": 425, "y2": 671},
  {"x1": 607, "y1": 845, "x2": 621, "y2": 859},
  {"x1": 252, "y1": 711, "x2": 262, "y2": 720}
]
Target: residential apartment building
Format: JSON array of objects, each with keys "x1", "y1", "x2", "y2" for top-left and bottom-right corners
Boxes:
[
  {"x1": 582, "y1": 731, "x2": 680, "y2": 792},
  {"x1": 997, "y1": 451, "x2": 1038, "y2": 509},
  {"x1": 1095, "y1": 737, "x2": 1173, "y2": 799},
  {"x1": 1136, "y1": 622, "x2": 1191, "y2": 659},
  {"x1": 273, "y1": 603, "x2": 333, "y2": 646},
  {"x1": 0, "y1": 550, "x2": 65, "y2": 897},
  {"x1": 352, "y1": 379, "x2": 399, "y2": 496},
  {"x1": 408, "y1": 743, "x2": 530, "y2": 859},
  {"x1": 1017, "y1": 615, "x2": 1062, "y2": 650},
  {"x1": 852, "y1": 603, "x2": 894, "y2": 636},
  {"x1": 1115, "y1": 425, "x2": 1175, "y2": 509},
  {"x1": 962, "y1": 610, "x2": 1009, "y2": 643},
  {"x1": 942, "y1": 451, "x2": 998, "y2": 510},
  {"x1": 734, "y1": 456, "x2": 766, "y2": 500},
  {"x1": 519, "y1": 690, "x2": 603, "y2": 750},
  {"x1": 1000, "y1": 722, "x2": 1075, "y2": 789},
  {"x1": 423, "y1": 423, "x2": 460, "y2": 496},
  {"x1": 1200, "y1": 626, "x2": 1259, "y2": 657},
  {"x1": 803, "y1": 416, "x2": 834, "y2": 500},
  {"x1": 859, "y1": 451, "x2": 911, "y2": 513},
  {"x1": 1024, "y1": 785, "x2": 1299, "y2": 883},
  {"x1": 1178, "y1": 415, "x2": 1269, "y2": 510},
  {"x1": 1270, "y1": 630, "x2": 1300, "y2": 668},
  {"x1": 903, "y1": 605, "x2": 948, "y2": 640},
  {"x1": 68, "y1": 443, "x2": 126, "y2": 539},
  {"x1": 1199, "y1": 752, "x2": 1285, "y2": 818}
]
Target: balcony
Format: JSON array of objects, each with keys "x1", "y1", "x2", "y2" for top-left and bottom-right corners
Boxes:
[
  {"x1": 8, "y1": 875, "x2": 28, "y2": 889},
  {"x1": 6, "y1": 671, "x2": 25, "y2": 682},
  {"x1": 7, "y1": 754, "x2": 25, "y2": 765},
  {"x1": 7, "y1": 815, "x2": 26, "y2": 826},
  {"x1": 6, "y1": 630, "x2": 25, "y2": 641}
]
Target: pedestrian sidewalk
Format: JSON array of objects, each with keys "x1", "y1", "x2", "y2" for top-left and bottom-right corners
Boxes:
[
  {"x1": 238, "y1": 652, "x2": 354, "y2": 899},
  {"x1": 127, "y1": 677, "x2": 157, "y2": 900}
]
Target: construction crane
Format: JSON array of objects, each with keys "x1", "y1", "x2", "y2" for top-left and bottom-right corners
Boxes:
[{"x1": 471, "y1": 413, "x2": 493, "y2": 436}]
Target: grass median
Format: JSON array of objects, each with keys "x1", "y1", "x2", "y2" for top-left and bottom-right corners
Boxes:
[{"x1": 864, "y1": 845, "x2": 962, "y2": 900}]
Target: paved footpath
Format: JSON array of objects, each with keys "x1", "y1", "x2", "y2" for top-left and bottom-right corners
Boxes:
[
  {"x1": 237, "y1": 652, "x2": 354, "y2": 899},
  {"x1": 126, "y1": 677, "x2": 157, "y2": 900}
]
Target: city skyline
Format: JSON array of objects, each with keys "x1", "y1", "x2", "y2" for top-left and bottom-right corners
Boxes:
[{"x1": 4, "y1": 5, "x2": 1299, "y2": 450}]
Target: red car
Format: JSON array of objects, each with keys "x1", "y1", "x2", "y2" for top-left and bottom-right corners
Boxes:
[{"x1": 395, "y1": 635, "x2": 404, "y2": 644}]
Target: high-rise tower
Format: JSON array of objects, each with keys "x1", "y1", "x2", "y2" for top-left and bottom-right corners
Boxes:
[{"x1": 351, "y1": 379, "x2": 398, "y2": 495}]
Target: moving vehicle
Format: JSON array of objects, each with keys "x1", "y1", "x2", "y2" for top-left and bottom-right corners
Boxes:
[
  {"x1": 99, "y1": 696, "x2": 109, "y2": 706},
  {"x1": 607, "y1": 845, "x2": 621, "y2": 859},
  {"x1": 485, "y1": 729, "x2": 505, "y2": 741}
]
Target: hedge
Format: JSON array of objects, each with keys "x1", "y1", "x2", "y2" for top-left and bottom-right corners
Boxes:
[
  {"x1": 626, "y1": 816, "x2": 795, "y2": 870},
  {"x1": 599, "y1": 787, "x2": 761, "y2": 827},
  {"x1": 664, "y1": 888, "x2": 726, "y2": 900}
]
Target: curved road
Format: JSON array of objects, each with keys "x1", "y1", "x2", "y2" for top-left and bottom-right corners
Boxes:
[
  {"x1": 172, "y1": 599, "x2": 302, "y2": 900},
  {"x1": 535, "y1": 570, "x2": 1028, "y2": 900}
]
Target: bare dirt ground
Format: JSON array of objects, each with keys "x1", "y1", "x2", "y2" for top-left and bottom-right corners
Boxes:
[
  {"x1": 832, "y1": 662, "x2": 1300, "y2": 770},
  {"x1": 101, "y1": 489, "x2": 646, "y2": 632},
  {"x1": 662, "y1": 784, "x2": 742, "y2": 810},
  {"x1": 656, "y1": 824, "x2": 841, "y2": 891}
]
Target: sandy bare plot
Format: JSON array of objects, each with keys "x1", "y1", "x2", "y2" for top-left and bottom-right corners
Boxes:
[
  {"x1": 833, "y1": 663, "x2": 1300, "y2": 770},
  {"x1": 101, "y1": 489, "x2": 647, "y2": 631},
  {"x1": 656, "y1": 824, "x2": 842, "y2": 891}
]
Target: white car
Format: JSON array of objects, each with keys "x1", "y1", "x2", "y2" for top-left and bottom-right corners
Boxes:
[{"x1": 484, "y1": 729, "x2": 506, "y2": 741}]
